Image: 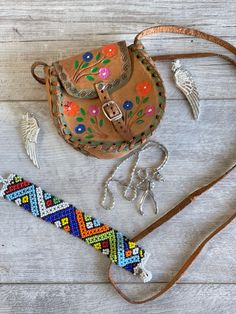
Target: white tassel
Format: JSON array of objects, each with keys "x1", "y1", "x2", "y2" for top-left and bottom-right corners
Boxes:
[
  {"x1": 0, "y1": 174, "x2": 15, "y2": 197},
  {"x1": 133, "y1": 251, "x2": 152, "y2": 283}
]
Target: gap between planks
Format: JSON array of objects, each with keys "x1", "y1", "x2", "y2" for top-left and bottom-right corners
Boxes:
[
  {"x1": 1, "y1": 98, "x2": 236, "y2": 103},
  {"x1": 0, "y1": 282, "x2": 236, "y2": 285},
  {"x1": 1, "y1": 34, "x2": 235, "y2": 44}
]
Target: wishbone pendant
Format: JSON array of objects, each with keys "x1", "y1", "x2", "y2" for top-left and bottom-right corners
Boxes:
[{"x1": 137, "y1": 181, "x2": 159, "y2": 215}]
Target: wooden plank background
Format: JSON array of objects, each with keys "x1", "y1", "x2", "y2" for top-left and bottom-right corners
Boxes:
[{"x1": 0, "y1": 1, "x2": 235, "y2": 313}]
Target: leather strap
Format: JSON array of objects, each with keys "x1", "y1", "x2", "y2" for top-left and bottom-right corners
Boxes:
[
  {"x1": 31, "y1": 61, "x2": 48, "y2": 85},
  {"x1": 135, "y1": 25, "x2": 236, "y2": 68},
  {"x1": 109, "y1": 163, "x2": 236, "y2": 304},
  {"x1": 151, "y1": 52, "x2": 236, "y2": 68},
  {"x1": 95, "y1": 83, "x2": 133, "y2": 141},
  {"x1": 109, "y1": 25, "x2": 236, "y2": 304},
  {"x1": 133, "y1": 162, "x2": 236, "y2": 242},
  {"x1": 134, "y1": 25, "x2": 236, "y2": 56}
]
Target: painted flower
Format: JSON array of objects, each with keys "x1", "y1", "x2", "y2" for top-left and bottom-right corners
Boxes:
[
  {"x1": 102, "y1": 44, "x2": 118, "y2": 57},
  {"x1": 99, "y1": 67, "x2": 110, "y2": 79},
  {"x1": 136, "y1": 81, "x2": 152, "y2": 96},
  {"x1": 88, "y1": 105, "x2": 100, "y2": 116},
  {"x1": 82, "y1": 51, "x2": 93, "y2": 62},
  {"x1": 123, "y1": 100, "x2": 133, "y2": 110},
  {"x1": 144, "y1": 105, "x2": 156, "y2": 117},
  {"x1": 75, "y1": 124, "x2": 86, "y2": 134},
  {"x1": 63, "y1": 101, "x2": 78, "y2": 116}
]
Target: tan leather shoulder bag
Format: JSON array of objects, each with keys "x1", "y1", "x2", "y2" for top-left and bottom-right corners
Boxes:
[{"x1": 31, "y1": 25, "x2": 236, "y2": 159}]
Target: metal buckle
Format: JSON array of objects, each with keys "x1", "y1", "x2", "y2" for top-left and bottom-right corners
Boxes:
[{"x1": 102, "y1": 101, "x2": 122, "y2": 122}]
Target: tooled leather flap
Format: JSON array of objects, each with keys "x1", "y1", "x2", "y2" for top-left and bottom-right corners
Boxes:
[{"x1": 53, "y1": 41, "x2": 132, "y2": 99}]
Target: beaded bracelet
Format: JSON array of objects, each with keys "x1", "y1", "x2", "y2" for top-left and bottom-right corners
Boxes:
[{"x1": 0, "y1": 174, "x2": 152, "y2": 282}]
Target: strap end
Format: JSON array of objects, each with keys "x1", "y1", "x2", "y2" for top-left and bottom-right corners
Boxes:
[
  {"x1": 133, "y1": 251, "x2": 152, "y2": 283},
  {"x1": 0, "y1": 174, "x2": 15, "y2": 197}
]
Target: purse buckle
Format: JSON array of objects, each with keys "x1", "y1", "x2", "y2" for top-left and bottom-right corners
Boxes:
[{"x1": 102, "y1": 101, "x2": 122, "y2": 122}]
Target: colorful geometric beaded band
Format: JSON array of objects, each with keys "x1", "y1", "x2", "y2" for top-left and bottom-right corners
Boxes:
[{"x1": 0, "y1": 174, "x2": 152, "y2": 282}]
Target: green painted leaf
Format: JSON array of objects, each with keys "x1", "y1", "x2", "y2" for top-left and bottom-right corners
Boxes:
[
  {"x1": 128, "y1": 110, "x2": 133, "y2": 118},
  {"x1": 86, "y1": 75, "x2": 94, "y2": 81},
  {"x1": 91, "y1": 66, "x2": 99, "y2": 73},
  {"x1": 137, "y1": 109, "x2": 143, "y2": 117},
  {"x1": 87, "y1": 127, "x2": 93, "y2": 133},
  {"x1": 76, "y1": 117, "x2": 84, "y2": 122},
  {"x1": 85, "y1": 134, "x2": 94, "y2": 139},
  {"x1": 143, "y1": 96, "x2": 149, "y2": 103},
  {"x1": 90, "y1": 117, "x2": 96, "y2": 124},
  {"x1": 96, "y1": 52, "x2": 101, "y2": 61},
  {"x1": 99, "y1": 119, "x2": 104, "y2": 127},
  {"x1": 81, "y1": 62, "x2": 88, "y2": 69},
  {"x1": 80, "y1": 108, "x2": 86, "y2": 116},
  {"x1": 136, "y1": 96, "x2": 140, "y2": 104},
  {"x1": 74, "y1": 60, "x2": 79, "y2": 69},
  {"x1": 137, "y1": 119, "x2": 144, "y2": 124},
  {"x1": 102, "y1": 59, "x2": 110, "y2": 64}
]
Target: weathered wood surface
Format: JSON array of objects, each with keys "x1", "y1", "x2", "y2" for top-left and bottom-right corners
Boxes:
[
  {"x1": 0, "y1": 0, "x2": 235, "y2": 313},
  {"x1": 0, "y1": 0, "x2": 235, "y2": 42},
  {"x1": 0, "y1": 284, "x2": 235, "y2": 314},
  {"x1": 1, "y1": 40, "x2": 236, "y2": 101},
  {"x1": 0, "y1": 100, "x2": 235, "y2": 285}
]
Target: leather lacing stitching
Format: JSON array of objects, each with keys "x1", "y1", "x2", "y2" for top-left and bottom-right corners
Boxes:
[{"x1": 47, "y1": 46, "x2": 165, "y2": 155}]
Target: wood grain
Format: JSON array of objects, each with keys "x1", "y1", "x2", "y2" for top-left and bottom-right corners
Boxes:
[
  {"x1": 0, "y1": 0, "x2": 235, "y2": 42},
  {"x1": 0, "y1": 0, "x2": 235, "y2": 312},
  {"x1": 0, "y1": 40, "x2": 236, "y2": 101},
  {"x1": 0, "y1": 283, "x2": 235, "y2": 314},
  {"x1": 0, "y1": 100, "x2": 235, "y2": 284}
]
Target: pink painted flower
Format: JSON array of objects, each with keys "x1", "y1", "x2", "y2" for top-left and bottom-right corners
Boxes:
[
  {"x1": 88, "y1": 105, "x2": 100, "y2": 116},
  {"x1": 99, "y1": 67, "x2": 110, "y2": 79},
  {"x1": 144, "y1": 105, "x2": 156, "y2": 116}
]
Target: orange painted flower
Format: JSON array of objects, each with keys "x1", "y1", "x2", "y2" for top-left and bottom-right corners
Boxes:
[
  {"x1": 63, "y1": 101, "x2": 78, "y2": 116},
  {"x1": 136, "y1": 81, "x2": 152, "y2": 96},
  {"x1": 102, "y1": 43, "x2": 118, "y2": 57}
]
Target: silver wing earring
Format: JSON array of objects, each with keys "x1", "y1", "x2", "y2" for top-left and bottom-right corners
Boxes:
[
  {"x1": 171, "y1": 59, "x2": 200, "y2": 120},
  {"x1": 21, "y1": 112, "x2": 40, "y2": 169}
]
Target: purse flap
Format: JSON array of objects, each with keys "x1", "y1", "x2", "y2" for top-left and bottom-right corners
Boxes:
[{"x1": 53, "y1": 41, "x2": 132, "y2": 99}]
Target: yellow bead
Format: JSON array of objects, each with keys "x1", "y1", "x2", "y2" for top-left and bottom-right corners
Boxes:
[
  {"x1": 128, "y1": 241, "x2": 136, "y2": 249},
  {"x1": 61, "y1": 217, "x2": 69, "y2": 225}
]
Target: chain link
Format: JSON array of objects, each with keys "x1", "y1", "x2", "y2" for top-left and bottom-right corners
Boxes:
[{"x1": 101, "y1": 141, "x2": 168, "y2": 215}]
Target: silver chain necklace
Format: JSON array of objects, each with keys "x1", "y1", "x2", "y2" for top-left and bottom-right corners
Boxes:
[{"x1": 101, "y1": 141, "x2": 168, "y2": 215}]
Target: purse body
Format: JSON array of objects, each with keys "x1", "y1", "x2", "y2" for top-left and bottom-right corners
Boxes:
[{"x1": 44, "y1": 41, "x2": 166, "y2": 158}]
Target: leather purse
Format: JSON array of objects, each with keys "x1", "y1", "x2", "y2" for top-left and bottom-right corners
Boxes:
[{"x1": 31, "y1": 25, "x2": 236, "y2": 159}]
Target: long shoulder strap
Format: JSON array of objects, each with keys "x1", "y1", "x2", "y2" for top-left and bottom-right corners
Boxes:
[
  {"x1": 134, "y1": 25, "x2": 236, "y2": 56},
  {"x1": 109, "y1": 163, "x2": 236, "y2": 304},
  {"x1": 134, "y1": 25, "x2": 236, "y2": 66},
  {"x1": 109, "y1": 25, "x2": 236, "y2": 304}
]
